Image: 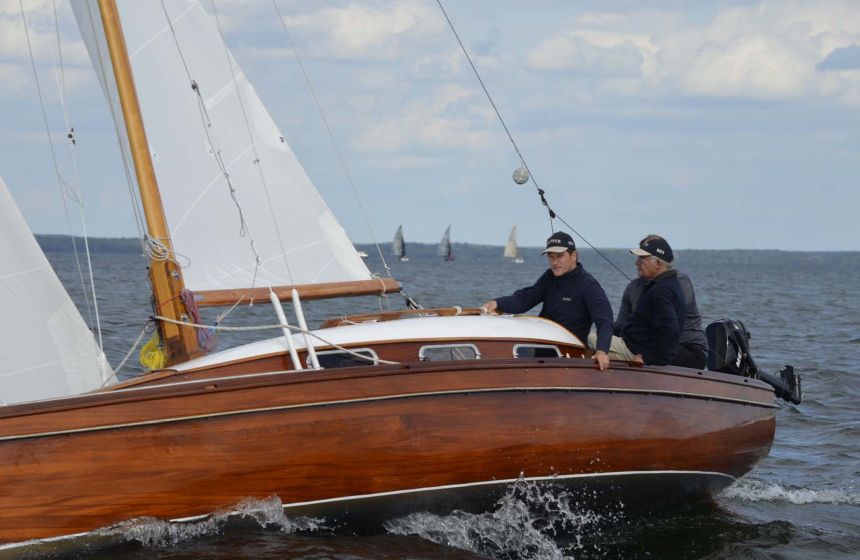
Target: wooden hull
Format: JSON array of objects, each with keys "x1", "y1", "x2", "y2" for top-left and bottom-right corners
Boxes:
[{"x1": 0, "y1": 359, "x2": 775, "y2": 544}]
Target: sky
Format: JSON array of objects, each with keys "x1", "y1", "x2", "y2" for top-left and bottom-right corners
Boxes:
[{"x1": 1, "y1": 0, "x2": 859, "y2": 251}]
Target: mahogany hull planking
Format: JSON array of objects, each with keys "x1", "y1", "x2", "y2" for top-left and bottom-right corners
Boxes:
[{"x1": 0, "y1": 359, "x2": 775, "y2": 544}]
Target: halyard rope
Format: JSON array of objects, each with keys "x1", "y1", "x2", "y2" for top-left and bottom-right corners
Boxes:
[
  {"x1": 435, "y1": 0, "x2": 633, "y2": 282},
  {"x1": 269, "y1": 0, "x2": 395, "y2": 281}
]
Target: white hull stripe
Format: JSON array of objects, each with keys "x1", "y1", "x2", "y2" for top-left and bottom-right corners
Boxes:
[
  {"x1": 0, "y1": 386, "x2": 775, "y2": 442},
  {"x1": 0, "y1": 470, "x2": 736, "y2": 552},
  {"x1": 280, "y1": 469, "x2": 738, "y2": 509}
]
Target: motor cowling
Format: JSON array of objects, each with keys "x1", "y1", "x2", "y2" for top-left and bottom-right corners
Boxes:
[
  {"x1": 705, "y1": 319, "x2": 802, "y2": 404},
  {"x1": 706, "y1": 319, "x2": 756, "y2": 377}
]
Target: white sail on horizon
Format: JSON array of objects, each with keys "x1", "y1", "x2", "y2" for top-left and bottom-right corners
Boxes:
[
  {"x1": 0, "y1": 176, "x2": 114, "y2": 405},
  {"x1": 392, "y1": 225, "x2": 405, "y2": 258},
  {"x1": 437, "y1": 225, "x2": 452, "y2": 260},
  {"x1": 71, "y1": 0, "x2": 372, "y2": 294},
  {"x1": 504, "y1": 226, "x2": 519, "y2": 258}
]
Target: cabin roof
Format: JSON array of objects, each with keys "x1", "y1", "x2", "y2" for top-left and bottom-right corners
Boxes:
[{"x1": 174, "y1": 314, "x2": 583, "y2": 372}]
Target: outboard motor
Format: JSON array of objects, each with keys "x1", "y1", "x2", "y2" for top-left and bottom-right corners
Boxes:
[{"x1": 706, "y1": 319, "x2": 802, "y2": 405}]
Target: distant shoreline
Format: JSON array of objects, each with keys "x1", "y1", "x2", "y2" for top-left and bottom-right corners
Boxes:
[
  {"x1": 36, "y1": 234, "x2": 142, "y2": 254},
  {"x1": 34, "y1": 234, "x2": 858, "y2": 255}
]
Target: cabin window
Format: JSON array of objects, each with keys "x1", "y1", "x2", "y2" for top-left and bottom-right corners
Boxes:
[
  {"x1": 315, "y1": 348, "x2": 378, "y2": 369},
  {"x1": 513, "y1": 344, "x2": 562, "y2": 358},
  {"x1": 419, "y1": 344, "x2": 481, "y2": 362}
]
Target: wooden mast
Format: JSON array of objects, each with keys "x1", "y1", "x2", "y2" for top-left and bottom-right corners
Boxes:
[{"x1": 97, "y1": 0, "x2": 200, "y2": 364}]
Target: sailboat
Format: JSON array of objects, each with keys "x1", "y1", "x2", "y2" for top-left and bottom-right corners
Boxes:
[
  {"x1": 0, "y1": 0, "x2": 797, "y2": 548},
  {"x1": 392, "y1": 225, "x2": 409, "y2": 262},
  {"x1": 438, "y1": 225, "x2": 454, "y2": 261},
  {"x1": 504, "y1": 225, "x2": 525, "y2": 263}
]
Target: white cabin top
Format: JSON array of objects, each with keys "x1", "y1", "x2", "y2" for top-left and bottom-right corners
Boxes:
[{"x1": 174, "y1": 314, "x2": 583, "y2": 372}]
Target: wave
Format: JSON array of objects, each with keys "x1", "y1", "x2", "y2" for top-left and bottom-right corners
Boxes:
[
  {"x1": 98, "y1": 496, "x2": 325, "y2": 548},
  {"x1": 384, "y1": 476, "x2": 623, "y2": 560},
  {"x1": 723, "y1": 479, "x2": 860, "y2": 505}
]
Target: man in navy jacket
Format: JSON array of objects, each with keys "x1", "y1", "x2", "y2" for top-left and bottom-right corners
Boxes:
[
  {"x1": 610, "y1": 236, "x2": 686, "y2": 366},
  {"x1": 613, "y1": 235, "x2": 706, "y2": 368},
  {"x1": 482, "y1": 232, "x2": 614, "y2": 371}
]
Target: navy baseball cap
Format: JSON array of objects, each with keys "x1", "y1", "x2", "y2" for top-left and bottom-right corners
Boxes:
[
  {"x1": 541, "y1": 231, "x2": 576, "y2": 254},
  {"x1": 630, "y1": 236, "x2": 674, "y2": 263}
]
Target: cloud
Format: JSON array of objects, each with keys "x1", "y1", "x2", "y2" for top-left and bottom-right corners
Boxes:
[
  {"x1": 281, "y1": 0, "x2": 443, "y2": 61},
  {"x1": 818, "y1": 44, "x2": 860, "y2": 70},
  {"x1": 352, "y1": 84, "x2": 494, "y2": 156},
  {"x1": 523, "y1": 1, "x2": 860, "y2": 105},
  {"x1": 0, "y1": 0, "x2": 52, "y2": 18},
  {"x1": 678, "y1": 33, "x2": 818, "y2": 99},
  {"x1": 1, "y1": 2, "x2": 89, "y2": 62},
  {"x1": 0, "y1": 62, "x2": 30, "y2": 95},
  {"x1": 525, "y1": 32, "x2": 645, "y2": 78},
  {"x1": 0, "y1": 2, "x2": 93, "y2": 98}
]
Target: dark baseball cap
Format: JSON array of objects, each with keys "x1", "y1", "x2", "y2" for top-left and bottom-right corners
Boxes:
[
  {"x1": 630, "y1": 236, "x2": 674, "y2": 263},
  {"x1": 541, "y1": 231, "x2": 576, "y2": 254}
]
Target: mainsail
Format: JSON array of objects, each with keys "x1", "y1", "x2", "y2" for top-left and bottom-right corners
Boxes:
[
  {"x1": 504, "y1": 226, "x2": 519, "y2": 258},
  {"x1": 438, "y1": 225, "x2": 453, "y2": 260},
  {"x1": 0, "y1": 176, "x2": 113, "y2": 405},
  {"x1": 392, "y1": 225, "x2": 406, "y2": 259},
  {"x1": 71, "y1": 0, "x2": 373, "y2": 300}
]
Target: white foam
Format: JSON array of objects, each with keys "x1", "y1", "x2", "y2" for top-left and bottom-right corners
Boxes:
[
  {"x1": 723, "y1": 479, "x2": 860, "y2": 505},
  {"x1": 384, "y1": 476, "x2": 621, "y2": 559},
  {"x1": 97, "y1": 496, "x2": 325, "y2": 547}
]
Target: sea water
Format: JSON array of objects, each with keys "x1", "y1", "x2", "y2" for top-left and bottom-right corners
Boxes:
[{"x1": 27, "y1": 245, "x2": 860, "y2": 559}]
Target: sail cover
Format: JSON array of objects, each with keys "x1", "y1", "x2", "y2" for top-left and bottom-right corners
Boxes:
[
  {"x1": 504, "y1": 226, "x2": 518, "y2": 258},
  {"x1": 0, "y1": 177, "x2": 113, "y2": 405},
  {"x1": 71, "y1": 0, "x2": 372, "y2": 293}
]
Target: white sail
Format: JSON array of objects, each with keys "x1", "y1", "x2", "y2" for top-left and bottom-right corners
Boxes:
[
  {"x1": 392, "y1": 226, "x2": 405, "y2": 258},
  {"x1": 437, "y1": 225, "x2": 452, "y2": 259},
  {"x1": 0, "y1": 176, "x2": 113, "y2": 405},
  {"x1": 71, "y1": 0, "x2": 371, "y2": 293},
  {"x1": 504, "y1": 226, "x2": 518, "y2": 258}
]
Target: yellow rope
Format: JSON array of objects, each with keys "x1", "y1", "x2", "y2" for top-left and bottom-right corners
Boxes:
[{"x1": 139, "y1": 331, "x2": 168, "y2": 370}]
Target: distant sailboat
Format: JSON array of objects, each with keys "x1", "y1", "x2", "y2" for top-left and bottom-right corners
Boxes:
[
  {"x1": 392, "y1": 225, "x2": 409, "y2": 262},
  {"x1": 438, "y1": 225, "x2": 454, "y2": 261},
  {"x1": 504, "y1": 226, "x2": 524, "y2": 263}
]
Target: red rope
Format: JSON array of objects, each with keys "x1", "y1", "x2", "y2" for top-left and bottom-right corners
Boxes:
[{"x1": 181, "y1": 289, "x2": 217, "y2": 352}]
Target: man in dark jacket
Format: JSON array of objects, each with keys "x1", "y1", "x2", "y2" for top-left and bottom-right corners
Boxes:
[
  {"x1": 482, "y1": 232, "x2": 614, "y2": 371},
  {"x1": 608, "y1": 236, "x2": 686, "y2": 366},
  {"x1": 614, "y1": 235, "x2": 707, "y2": 369}
]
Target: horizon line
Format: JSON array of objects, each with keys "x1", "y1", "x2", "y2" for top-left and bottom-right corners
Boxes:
[{"x1": 33, "y1": 234, "x2": 859, "y2": 254}]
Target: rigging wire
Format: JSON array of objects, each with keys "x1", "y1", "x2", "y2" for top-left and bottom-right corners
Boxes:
[
  {"x1": 210, "y1": 0, "x2": 296, "y2": 287},
  {"x1": 50, "y1": 0, "x2": 106, "y2": 348},
  {"x1": 19, "y1": 0, "x2": 108, "y2": 348},
  {"x1": 435, "y1": 0, "x2": 632, "y2": 282},
  {"x1": 270, "y1": 0, "x2": 394, "y2": 282},
  {"x1": 158, "y1": 0, "x2": 266, "y2": 290}
]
